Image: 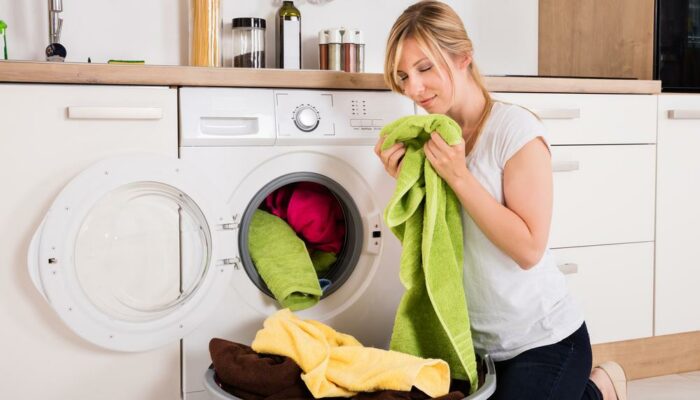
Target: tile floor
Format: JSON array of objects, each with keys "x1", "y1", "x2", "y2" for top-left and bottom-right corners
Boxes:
[{"x1": 628, "y1": 371, "x2": 700, "y2": 399}]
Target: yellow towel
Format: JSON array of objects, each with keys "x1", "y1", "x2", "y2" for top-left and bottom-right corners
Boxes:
[{"x1": 251, "y1": 309, "x2": 450, "y2": 398}]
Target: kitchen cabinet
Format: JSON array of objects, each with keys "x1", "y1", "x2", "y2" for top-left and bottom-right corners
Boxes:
[
  {"x1": 655, "y1": 94, "x2": 700, "y2": 335},
  {"x1": 493, "y1": 92, "x2": 657, "y2": 344},
  {"x1": 539, "y1": 0, "x2": 655, "y2": 80},
  {"x1": 0, "y1": 84, "x2": 179, "y2": 400}
]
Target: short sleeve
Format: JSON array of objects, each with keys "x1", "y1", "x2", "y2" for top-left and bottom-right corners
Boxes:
[{"x1": 495, "y1": 104, "x2": 550, "y2": 169}]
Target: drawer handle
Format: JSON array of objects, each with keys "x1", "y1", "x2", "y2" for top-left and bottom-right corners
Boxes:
[
  {"x1": 200, "y1": 116, "x2": 259, "y2": 136},
  {"x1": 67, "y1": 107, "x2": 163, "y2": 120},
  {"x1": 668, "y1": 109, "x2": 700, "y2": 120},
  {"x1": 552, "y1": 160, "x2": 580, "y2": 172},
  {"x1": 531, "y1": 108, "x2": 581, "y2": 120},
  {"x1": 558, "y1": 262, "x2": 579, "y2": 275}
]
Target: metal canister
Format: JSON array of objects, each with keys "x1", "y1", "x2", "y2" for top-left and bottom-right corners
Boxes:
[
  {"x1": 342, "y1": 29, "x2": 357, "y2": 73},
  {"x1": 327, "y1": 28, "x2": 342, "y2": 71},
  {"x1": 354, "y1": 29, "x2": 365, "y2": 73},
  {"x1": 319, "y1": 30, "x2": 329, "y2": 70}
]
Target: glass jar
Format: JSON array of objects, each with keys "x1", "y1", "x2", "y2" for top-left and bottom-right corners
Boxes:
[
  {"x1": 189, "y1": 0, "x2": 222, "y2": 67},
  {"x1": 232, "y1": 17, "x2": 266, "y2": 68}
]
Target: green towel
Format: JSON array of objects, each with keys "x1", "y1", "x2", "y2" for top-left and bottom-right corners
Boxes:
[
  {"x1": 248, "y1": 210, "x2": 322, "y2": 311},
  {"x1": 310, "y1": 249, "x2": 337, "y2": 274},
  {"x1": 380, "y1": 114, "x2": 478, "y2": 393}
]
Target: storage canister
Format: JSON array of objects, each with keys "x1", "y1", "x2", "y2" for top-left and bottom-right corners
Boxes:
[
  {"x1": 327, "y1": 28, "x2": 342, "y2": 71},
  {"x1": 355, "y1": 29, "x2": 365, "y2": 73},
  {"x1": 189, "y1": 0, "x2": 222, "y2": 67},
  {"x1": 342, "y1": 29, "x2": 357, "y2": 73},
  {"x1": 318, "y1": 30, "x2": 328, "y2": 70},
  {"x1": 232, "y1": 17, "x2": 266, "y2": 68}
]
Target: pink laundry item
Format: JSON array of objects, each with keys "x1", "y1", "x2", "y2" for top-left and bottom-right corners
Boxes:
[
  {"x1": 264, "y1": 182, "x2": 346, "y2": 254},
  {"x1": 287, "y1": 182, "x2": 346, "y2": 254},
  {"x1": 265, "y1": 185, "x2": 293, "y2": 220}
]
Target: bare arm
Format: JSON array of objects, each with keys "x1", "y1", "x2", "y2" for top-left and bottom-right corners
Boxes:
[{"x1": 424, "y1": 134, "x2": 552, "y2": 269}]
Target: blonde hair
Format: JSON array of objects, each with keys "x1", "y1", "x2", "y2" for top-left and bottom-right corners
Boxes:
[{"x1": 384, "y1": 1, "x2": 492, "y2": 152}]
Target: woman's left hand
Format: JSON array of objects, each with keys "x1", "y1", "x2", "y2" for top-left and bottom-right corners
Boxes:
[{"x1": 424, "y1": 132, "x2": 469, "y2": 185}]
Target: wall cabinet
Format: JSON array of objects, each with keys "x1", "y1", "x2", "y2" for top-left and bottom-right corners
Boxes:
[
  {"x1": 655, "y1": 94, "x2": 700, "y2": 336},
  {"x1": 0, "y1": 84, "x2": 179, "y2": 400}
]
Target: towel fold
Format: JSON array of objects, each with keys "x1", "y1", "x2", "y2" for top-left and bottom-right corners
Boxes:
[
  {"x1": 380, "y1": 114, "x2": 478, "y2": 393},
  {"x1": 248, "y1": 210, "x2": 322, "y2": 311},
  {"x1": 252, "y1": 309, "x2": 451, "y2": 399}
]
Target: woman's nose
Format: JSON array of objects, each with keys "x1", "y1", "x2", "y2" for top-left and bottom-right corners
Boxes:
[{"x1": 403, "y1": 76, "x2": 424, "y2": 99}]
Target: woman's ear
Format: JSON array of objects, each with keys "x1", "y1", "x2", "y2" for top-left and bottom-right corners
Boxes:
[{"x1": 460, "y1": 54, "x2": 472, "y2": 70}]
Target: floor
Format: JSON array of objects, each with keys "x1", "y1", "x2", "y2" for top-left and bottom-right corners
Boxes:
[{"x1": 628, "y1": 371, "x2": 700, "y2": 399}]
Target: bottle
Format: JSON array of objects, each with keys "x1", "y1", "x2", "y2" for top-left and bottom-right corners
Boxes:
[
  {"x1": 318, "y1": 30, "x2": 328, "y2": 70},
  {"x1": 355, "y1": 29, "x2": 365, "y2": 73},
  {"x1": 342, "y1": 29, "x2": 357, "y2": 73},
  {"x1": 276, "y1": 1, "x2": 301, "y2": 69},
  {"x1": 232, "y1": 17, "x2": 266, "y2": 68},
  {"x1": 189, "y1": 0, "x2": 222, "y2": 67},
  {"x1": 327, "y1": 28, "x2": 342, "y2": 71}
]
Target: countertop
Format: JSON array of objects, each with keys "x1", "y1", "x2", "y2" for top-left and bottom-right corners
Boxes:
[{"x1": 0, "y1": 60, "x2": 661, "y2": 94}]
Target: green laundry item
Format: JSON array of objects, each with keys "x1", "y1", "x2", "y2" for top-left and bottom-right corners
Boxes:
[
  {"x1": 248, "y1": 209, "x2": 322, "y2": 311},
  {"x1": 380, "y1": 114, "x2": 478, "y2": 394},
  {"x1": 309, "y1": 249, "x2": 337, "y2": 274},
  {"x1": 0, "y1": 20, "x2": 7, "y2": 60}
]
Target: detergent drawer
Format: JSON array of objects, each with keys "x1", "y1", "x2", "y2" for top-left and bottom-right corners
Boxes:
[
  {"x1": 549, "y1": 144, "x2": 655, "y2": 248},
  {"x1": 552, "y1": 242, "x2": 654, "y2": 344}
]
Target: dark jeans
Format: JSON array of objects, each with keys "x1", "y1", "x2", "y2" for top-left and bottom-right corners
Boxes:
[{"x1": 490, "y1": 323, "x2": 603, "y2": 400}]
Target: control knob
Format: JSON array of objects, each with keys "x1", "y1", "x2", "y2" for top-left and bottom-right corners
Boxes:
[{"x1": 293, "y1": 105, "x2": 320, "y2": 132}]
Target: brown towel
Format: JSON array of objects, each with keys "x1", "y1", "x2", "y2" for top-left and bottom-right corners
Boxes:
[
  {"x1": 209, "y1": 338, "x2": 466, "y2": 400},
  {"x1": 210, "y1": 338, "x2": 313, "y2": 400}
]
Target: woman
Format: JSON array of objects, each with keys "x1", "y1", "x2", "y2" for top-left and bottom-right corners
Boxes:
[{"x1": 374, "y1": 2, "x2": 627, "y2": 399}]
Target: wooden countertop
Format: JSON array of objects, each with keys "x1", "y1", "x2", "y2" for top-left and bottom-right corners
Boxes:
[{"x1": 0, "y1": 60, "x2": 661, "y2": 94}]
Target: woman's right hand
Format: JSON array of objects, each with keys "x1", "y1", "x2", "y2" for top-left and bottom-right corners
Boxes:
[{"x1": 374, "y1": 137, "x2": 406, "y2": 179}]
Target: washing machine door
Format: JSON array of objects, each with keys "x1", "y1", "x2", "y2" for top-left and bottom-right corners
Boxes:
[{"x1": 27, "y1": 155, "x2": 236, "y2": 352}]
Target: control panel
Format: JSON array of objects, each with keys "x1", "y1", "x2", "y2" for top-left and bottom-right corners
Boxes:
[{"x1": 275, "y1": 90, "x2": 415, "y2": 144}]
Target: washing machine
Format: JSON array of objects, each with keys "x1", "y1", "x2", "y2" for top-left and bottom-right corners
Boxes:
[{"x1": 27, "y1": 87, "x2": 415, "y2": 399}]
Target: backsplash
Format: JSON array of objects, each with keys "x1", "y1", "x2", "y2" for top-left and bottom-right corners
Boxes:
[{"x1": 0, "y1": 0, "x2": 537, "y2": 75}]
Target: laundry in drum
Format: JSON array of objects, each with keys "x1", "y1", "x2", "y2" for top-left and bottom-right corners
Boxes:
[{"x1": 248, "y1": 209, "x2": 322, "y2": 311}]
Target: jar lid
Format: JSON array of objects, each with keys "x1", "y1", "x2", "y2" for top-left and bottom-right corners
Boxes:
[
  {"x1": 232, "y1": 17, "x2": 266, "y2": 29},
  {"x1": 342, "y1": 29, "x2": 357, "y2": 44},
  {"x1": 318, "y1": 30, "x2": 328, "y2": 45},
  {"x1": 327, "y1": 28, "x2": 342, "y2": 44},
  {"x1": 355, "y1": 30, "x2": 364, "y2": 45}
]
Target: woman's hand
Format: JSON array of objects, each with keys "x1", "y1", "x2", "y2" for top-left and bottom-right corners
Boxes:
[
  {"x1": 423, "y1": 132, "x2": 468, "y2": 185},
  {"x1": 374, "y1": 137, "x2": 406, "y2": 179}
]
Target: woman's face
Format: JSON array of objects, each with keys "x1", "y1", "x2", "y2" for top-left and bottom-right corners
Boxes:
[{"x1": 396, "y1": 37, "x2": 463, "y2": 114}]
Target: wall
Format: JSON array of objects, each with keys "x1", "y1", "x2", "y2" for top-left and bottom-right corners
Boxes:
[{"x1": 0, "y1": 0, "x2": 537, "y2": 75}]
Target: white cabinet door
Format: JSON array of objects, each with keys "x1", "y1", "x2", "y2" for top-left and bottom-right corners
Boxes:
[
  {"x1": 0, "y1": 84, "x2": 179, "y2": 400},
  {"x1": 491, "y1": 93, "x2": 657, "y2": 145},
  {"x1": 655, "y1": 94, "x2": 700, "y2": 335},
  {"x1": 550, "y1": 145, "x2": 656, "y2": 248},
  {"x1": 552, "y1": 242, "x2": 654, "y2": 344}
]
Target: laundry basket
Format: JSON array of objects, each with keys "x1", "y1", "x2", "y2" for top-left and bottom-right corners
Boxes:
[{"x1": 203, "y1": 354, "x2": 496, "y2": 400}]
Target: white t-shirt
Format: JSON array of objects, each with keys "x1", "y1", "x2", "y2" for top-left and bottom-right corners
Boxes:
[{"x1": 462, "y1": 101, "x2": 583, "y2": 361}]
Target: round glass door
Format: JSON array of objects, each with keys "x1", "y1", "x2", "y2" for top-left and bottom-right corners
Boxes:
[
  {"x1": 29, "y1": 155, "x2": 235, "y2": 351},
  {"x1": 75, "y1": 181, "x2": 210, "y2": 322}
]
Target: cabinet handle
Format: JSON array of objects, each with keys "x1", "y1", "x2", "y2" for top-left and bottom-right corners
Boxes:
[
  {"x1": 558, "y1": 263, "x2": 579, "y2": 275},
  {"x1": 552, "y1": 160, "x2": 580, "y2": 172},
  {"x1": 531, "y1": 108, "x2": 581, "y2": 120},
  {"x1": 67, "y1": 107, "x2": 163, "y2": 120},
  {"x1": 668, "y1": 109, "x2": 700, "y2": 120}
]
